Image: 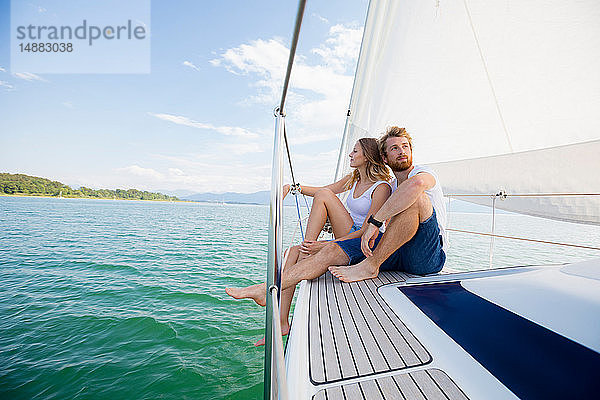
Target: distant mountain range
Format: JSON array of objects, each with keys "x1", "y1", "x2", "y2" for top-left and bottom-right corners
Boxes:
[{"x1": 181, "y1": 191, "x2": 305, "y2": 206}]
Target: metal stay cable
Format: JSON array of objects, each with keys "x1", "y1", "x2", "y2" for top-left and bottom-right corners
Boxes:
[
  {"x1": 278, "y1": 0, "x2": 306, "y2": 189},
  {"x1": 283, "y1": 123, "x2": 297, "y2": 185},
  {"x1": 278, "y1": 0, "x2": 311, "y2": 242},
  {"x1": 279, "y1": 0, "x2": 307, "y2": 115}
]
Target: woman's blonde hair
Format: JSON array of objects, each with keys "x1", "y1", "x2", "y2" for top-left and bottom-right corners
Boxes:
[{"x1": 344, "y1": 137, "x2": 392, "y2": 190}]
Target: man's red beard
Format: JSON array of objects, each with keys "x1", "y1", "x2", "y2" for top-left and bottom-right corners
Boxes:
[{"x1": 387, "y1": 156, "x2": 412, "y2": 171}]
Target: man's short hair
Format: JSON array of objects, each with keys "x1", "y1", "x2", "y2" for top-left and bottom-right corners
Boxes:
[{"x1": 378, "y1": 126, "x2": 412, "y2": 156}]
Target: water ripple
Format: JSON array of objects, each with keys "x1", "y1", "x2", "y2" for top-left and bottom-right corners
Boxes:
[{"x1": 0, "y1": 197, "x2": 271, "y2": 399}]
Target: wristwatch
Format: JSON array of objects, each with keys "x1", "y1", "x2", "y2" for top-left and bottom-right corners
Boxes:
[{"x1": 367, "y1": 215, "x2": 383, "y2": 228}]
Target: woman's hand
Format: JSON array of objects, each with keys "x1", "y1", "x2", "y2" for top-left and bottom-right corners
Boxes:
[
  {"x1": 300, "y1": 240, "x2": 328, "y2": 256},
  {"x1": 283, "y1": 184, "x2": 290, "y2": 199}
]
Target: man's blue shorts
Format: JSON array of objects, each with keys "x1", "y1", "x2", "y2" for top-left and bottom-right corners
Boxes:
[
  {"x1": 335, "y1": 210, "x2": 445, "y2": 275},
  {"x1": 348, "y1": 224, "x2": 361, "y2": 233}
]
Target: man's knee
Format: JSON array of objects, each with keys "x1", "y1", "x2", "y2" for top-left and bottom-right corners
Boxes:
[
  {"x1": 387, "y1": 195, "x2": 430, "y2": 228},
  {"x1": 322, "y1": 241, "x2": 340, "y2": 255},
  {"x1": 321, "y1": 241, "x2": 348, "y2": 263}
]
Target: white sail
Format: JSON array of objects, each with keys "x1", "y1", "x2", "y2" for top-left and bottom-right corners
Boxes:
[{"x1": 337, "y1": 0, "x2": 600, "y2": 225}]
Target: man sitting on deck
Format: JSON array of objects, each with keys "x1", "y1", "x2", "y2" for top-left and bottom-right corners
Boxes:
[{"x1": 226, "y1": 127, "x2": 447, "y2": 306}]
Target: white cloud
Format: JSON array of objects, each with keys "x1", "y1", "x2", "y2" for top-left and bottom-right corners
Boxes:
[
  {"x1": 312, "y1": 24, "x2": 363, "y2": 73},
  {"x1": 13, "y1": 72, "x2": 47, "y2": 82},
  {"x1": 287, "y1": 149, "x2": 340, "y2": 185},
  {"x1": 168, "y1": 168, "x2": 185, "y2": 176},
  {"x1": 115, "y1": 161, "x2": 272, "y2": 193},
  {"x1": 0, "y1": 67, "x2": 6, "y2": 72},
  {"x1": 151, "y1": 153, "x2": 217, "y2": 169},
  {"x1": 0, "y1": 80, "x2": 14, "y2": 90},
  {"x1": 222, "y1": 142, "x2": 264, "y2": 155},
  {"x1": 62, "y1": 101, "x2": 74, "y2": 108},
  {"x1": 294, "y1": 149, "x2": 339, "y2": 162},
  {"x1": 182, "y1": 60, "x2": 200, "y2": 71},
  {"x1": 118, "y1": 165, "x2": 164, "y2": 180},
  {"x1": 149, "y1": 112, "x2": 259, "y2": 138},
  {"x1": 211, "y1": 24, "x2": 363, "y2": 143},
  {"x1": 312, "y1": 13, "x2": 330, "y2": 24},
  {"x1": 211, "y1": 38, "x2": 289, "y2": 104}
]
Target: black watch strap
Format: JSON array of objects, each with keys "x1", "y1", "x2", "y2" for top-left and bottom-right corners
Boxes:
[{"x1": 367, "y1": 215, "x2": 383, "y2": 228}]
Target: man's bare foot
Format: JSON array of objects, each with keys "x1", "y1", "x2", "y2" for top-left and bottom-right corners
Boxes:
[
  {"x1": 225, "y1": 283, "x2": 267, "y2": 307},
  {"x1": 254, "y1": 323, "x2": 291, "y2": 347},
  {"x1": 329, "y1": 259, "x2": 379, "y2": 283}
]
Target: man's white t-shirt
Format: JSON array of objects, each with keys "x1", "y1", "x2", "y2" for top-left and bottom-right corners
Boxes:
[{"x1": 391, "y1": 165, "x2": 448, "y2": 249}]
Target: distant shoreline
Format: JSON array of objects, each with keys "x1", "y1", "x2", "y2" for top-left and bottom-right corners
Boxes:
[
  {"x1": 0, "y1": 193, "x2": 190, "y2": 203},
  {"x1": 0, "y1": 193, "x2": 266, "y2": 205}
]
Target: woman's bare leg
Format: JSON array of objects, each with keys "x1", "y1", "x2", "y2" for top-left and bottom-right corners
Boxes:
[
  {"x1": 254, "y1": 245, "x2": 300, "y2": 346},
  {"x1": 298, "y1": 188, "x2": 354, "y2": 261},
  {"x1": 304, "y1": 188, "x2": 354, "y2": 240}
]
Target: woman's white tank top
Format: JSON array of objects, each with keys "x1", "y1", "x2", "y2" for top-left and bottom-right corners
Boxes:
[{"x1": 345, "y1": 180, "x2": 391, "y2": 229}]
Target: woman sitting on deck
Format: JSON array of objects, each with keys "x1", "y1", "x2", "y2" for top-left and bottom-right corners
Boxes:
[{"x1": 251, "y1": 137, "x2": 392, "y2": 346}]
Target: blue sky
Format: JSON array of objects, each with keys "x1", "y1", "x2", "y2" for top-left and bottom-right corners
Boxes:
[{"x1": 0, "y1": 0, "x2": 368, "y2": 195}]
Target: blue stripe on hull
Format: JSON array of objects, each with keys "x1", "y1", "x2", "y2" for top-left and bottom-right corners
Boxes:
[{"x1": 400, "y1": 282, "x2": 600, "y2": 400}]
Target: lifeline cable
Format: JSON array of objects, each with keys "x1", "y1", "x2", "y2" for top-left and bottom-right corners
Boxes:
[{"x1": 448, "y1": 228, "x2": 600, "y2": 251}]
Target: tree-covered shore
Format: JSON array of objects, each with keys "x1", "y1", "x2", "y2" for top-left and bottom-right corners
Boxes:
[{"x1": 0, "y1": 173, "x2": 180, "y2": 201}]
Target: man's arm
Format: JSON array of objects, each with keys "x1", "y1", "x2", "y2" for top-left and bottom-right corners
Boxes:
[
  {"x1": 360, "y1": 172, "x2": 435, "y2": 257},
  {"x1": 373, "y1": 172, "x2": 435, "y2": 222}
]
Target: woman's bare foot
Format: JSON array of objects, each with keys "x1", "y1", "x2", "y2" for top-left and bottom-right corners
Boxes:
[
  {"x1": 329, "y1": 259, "x2": 379, "y2": 283},
  {"x1": 254, "y1": 323, "x2": 291, "y2": 347},
  {"x1": 225, "y1": 283, "x2": 267, "y2": 307}
]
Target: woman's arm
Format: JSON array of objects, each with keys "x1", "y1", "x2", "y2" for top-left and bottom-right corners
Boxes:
[{"x1": 288, "y1": 174, "x2": 352, "y2": 198}]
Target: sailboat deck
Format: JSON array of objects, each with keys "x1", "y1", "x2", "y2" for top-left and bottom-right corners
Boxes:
[
  {"x1": 312, "y1": 369, "x2": 467, "y2": 400},
  {"x1": 308, "y1": 271, "x2": 468, "y2": 399}
]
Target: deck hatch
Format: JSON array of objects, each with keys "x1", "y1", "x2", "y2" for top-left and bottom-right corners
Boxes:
[
  {"x1": 308, "y1": 271, "x2": 430, "y2": 385},
  {"x1": 311, "y1": 368, "x2": 468, "y2": 400}
]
